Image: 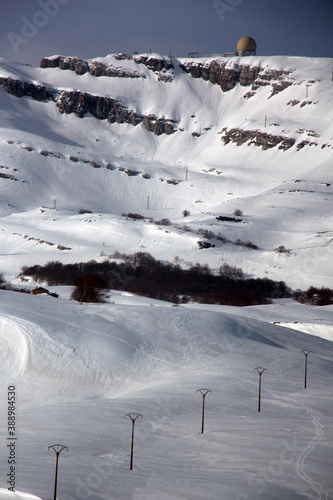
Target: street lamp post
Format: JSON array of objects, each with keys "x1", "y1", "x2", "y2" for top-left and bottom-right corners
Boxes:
[
  {"x1": 254, "y1": 368, "x2": 267, "y2": 412},
  {"x1": 301, "y1": 349, "x2": 313, "y2": 388},
  {"x1": 196, "y1": 388, "x2": 212, "y2": 433},
  {"x1": 48, "y1": 444, "x2": 68, "y2": 500},
  {"x1": 125, "y1": 413, "x2": 142, "y2": 470}
]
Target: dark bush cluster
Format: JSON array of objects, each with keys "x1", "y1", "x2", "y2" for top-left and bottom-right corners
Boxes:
[
  {"x1": 78, "y1": 209, "x2": 93, "y2": 214},
  {"x1": 235, "y1": 239, "x2": 259, "y2": 250},
  {"x1": 219, "y1": 263, "x2": 244, "y2": 279},
  {"x1": 294, "y1": 286, "x2": 333, "y2": 305},
  {"x1": 122, "y1": 213, "x2": 147, "y2": 220},
  {"x1": 71, "y1": 273, "x2": 109, "y2": 303},
  {"x1": 20, "y1": 253, "x2": 291, "y2": 306}
]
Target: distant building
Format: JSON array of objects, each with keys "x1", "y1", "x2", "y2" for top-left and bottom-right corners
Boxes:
[
  {"x1": 236, "y1": 36, "x2": 257, "y2": 56},
  {"x1": 192, "y1": 37, "x2": 257, "y2": 58},
  {"x1": 221, "y1": 36, "x2": 257, "y2": 57}
]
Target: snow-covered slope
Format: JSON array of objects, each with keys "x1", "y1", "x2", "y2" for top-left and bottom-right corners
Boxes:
[
  {"x1": 0, "y1": 53, "x2": 333, "y2": 500},
  {"x1": 0, "y1": 53, "x2": 332, "y2": 289},
  {"x1": 0, "y1": 289, "x2": 333, "y2": 500}
]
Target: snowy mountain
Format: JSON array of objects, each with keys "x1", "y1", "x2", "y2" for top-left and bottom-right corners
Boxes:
[
  {"x1": 0, "y1": 53, "x2": 332, "y2": 289},
  {"x1": 0, "y1": 52, "x2": 333, "y2": 500}
]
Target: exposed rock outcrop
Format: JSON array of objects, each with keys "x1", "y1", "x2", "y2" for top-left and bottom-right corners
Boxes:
[
  {"x1": 221, "y1": 128, "x2": 295, "y2": 150},
  {"x1": 40, "y1": 54, "x2": 174, "y2": 79},
  {"x1": 41, "y1": 55, "x2": 144, "y2": 78},
  {"x1": 0, "y1": 77, "x2": 176, "y2": 136},
  {"x1": 0, "y1": 77, "x2": 56, "y2": 101},
  {"x1": 179, "y1": 60, "x2": 293, "y2": 95}
]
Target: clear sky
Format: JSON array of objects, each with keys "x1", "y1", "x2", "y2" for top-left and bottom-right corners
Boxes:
[{"x1": 0, "y1": 0, "x2": 332, "y2": 65}]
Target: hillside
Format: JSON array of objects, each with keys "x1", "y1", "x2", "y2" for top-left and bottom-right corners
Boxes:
[
  {"x1": 0, "y1": 52, "x2": 333, "y2": 499},
  {"x1": 0, "y1": 289, "x2": 333, "y2": 499},
  {"x1": 0, "y1": 53, "x2": 332, "y2": 290}
]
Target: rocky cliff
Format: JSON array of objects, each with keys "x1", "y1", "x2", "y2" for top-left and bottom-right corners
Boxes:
[
  {"x1": 179, "y1": 59, "x2": 293, "y2": 96},
  {"x1": 40, "y1": 54, "x2": 295, "y2": 94},
  {"x1": 0, "y1": 77, "x2": 176, "y2": 135},
  {"x1": 40, "y1": 54, "x2": 174, "y2": 81},
  {"x1": 220, "y1": 128, "x2": 296, "y2": 150}
]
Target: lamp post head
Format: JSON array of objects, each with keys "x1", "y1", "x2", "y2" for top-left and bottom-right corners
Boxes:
[
  {"x1": 125, "y1": 413, "x2": 143, "y2": 423},
  {"x1": 301, "y1": 349, "x2": 313, "y2": 356},
  {"x1": 254, "y1": 367, "x2": 267, "y2": 375},
  {"x1": 196, "y1": 388, "x2": 212, "y2": 397},
  {"x1": 48, "y1": 444, "x2": 68, "y2": 455}
]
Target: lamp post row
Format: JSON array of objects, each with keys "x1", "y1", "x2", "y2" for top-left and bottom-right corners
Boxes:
[{"x1": 48, "y1": 350, "x2": 313, "y2": 496}]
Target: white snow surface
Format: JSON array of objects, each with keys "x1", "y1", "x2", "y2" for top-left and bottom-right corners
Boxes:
[
  {"x1": 0, "y1": 53, "x2": 332, "y2": 289},
  {"x1": 0, "y1": 290, "x2": 333, "y2": 499},
  {"x1": 0, "y1": 53, "x2": 333, "y2": 499},
  {"x1": 0, "y1": 492, "x2": 42, "y2": 500}
]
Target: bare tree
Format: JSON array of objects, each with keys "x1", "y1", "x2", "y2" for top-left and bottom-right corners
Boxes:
[{"x1": 71, "y1": 273, "x2": 109, "y2": 303}]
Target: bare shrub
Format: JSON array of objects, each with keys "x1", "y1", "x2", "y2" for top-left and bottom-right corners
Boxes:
[
  {"x1": 78, "y1": 209, "x2": 93, "y2": 214},
  {"x1": 122, "y1": 213, "x2": 145, "y2": 220},
  {"x1": 197, "y1": 229, "x2": 214, "y2": 239},
  {"x1": 219, "y1": 263, "x2": 244, "y2": 279},
  {"x1": 71, "y1": 273, "x2": 109, "y2": 303},
  {"x1": 154, "y1": 218, "x2": 171, "y2": 226},
  {"x1": 235, "y1": 239, "x2": 258, "y2": 250},
  {"x1": 233, "y1": 209, "x2": 243, "y2": 216},
  {"x1": 274, "y1": 245, "x2": 290, "y2": 254}
]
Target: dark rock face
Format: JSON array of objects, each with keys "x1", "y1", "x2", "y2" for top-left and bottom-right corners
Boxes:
[
  {"x1": 179, "y1": 60, "x2": 293, "y2": 95},
  {"x1": 132, "y1": 54, "x2": 174, "y2": 72},
  {"x1": 221, "y1": 128, "x2": 295, "y2": 150},
  {"x1": 40, "y1": 54, "x2": 174, "y2": 79},
  {"x1": 40, "y1": 56, "x2": 61, "y2": 68},
  {"x1": 41, "y1": 55, "x2": 144, "y2": 78},
  {"x1": 0, "y1": 77, "x2": 176, "y2": 136},
  {"x1": 0, "y1": 77, "x2": 56, "y2": 101},
  {"x1": 296, "y1": 140, "x2": 318, "y2": 151}
]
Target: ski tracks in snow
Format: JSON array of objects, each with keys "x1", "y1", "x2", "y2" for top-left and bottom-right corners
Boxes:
[
  {"x1": 264, "y1": 385, "x2": 329, "y2": 499},
  {"x1": 295, "y1": 402, "x2": 329, "y2": 500}
]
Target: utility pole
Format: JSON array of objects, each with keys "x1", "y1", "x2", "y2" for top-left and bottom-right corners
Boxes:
[
  {"x1": 185, "y1": 166, "x2": 188, "y2": 181},
  {"x1": 125, "y1": 413, "x2": 142, "y2": 470},
  {"x1": 48, "y1": 444, "x2": 68, "y2": 500},
  {"x1": 147, "y1": 196, "x2": 150, "y2": 209},
  {"x1": 264, "y1": 115, "x2": 267, "y2": 127},
  {"x1": 300, "y1": 350, "x2": 313, "y2": 388},
  {"x1": 254, "y1": 368, "x2": 267, "y2": 412},
  {"x1": 306, "y1": 84, "x2": 311, "y2": 98},
  {"x1": 196, "y1": 388, "x2": 212, "y2": 433}
]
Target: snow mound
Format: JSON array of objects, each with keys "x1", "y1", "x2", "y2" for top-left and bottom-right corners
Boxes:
[{"x1": 0, "y1": 491, "x2": 42, "y2": 500}]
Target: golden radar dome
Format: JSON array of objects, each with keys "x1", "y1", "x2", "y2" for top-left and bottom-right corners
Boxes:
[{"x1": 237, "y1": 36, "x2": 257, "y2": 53}]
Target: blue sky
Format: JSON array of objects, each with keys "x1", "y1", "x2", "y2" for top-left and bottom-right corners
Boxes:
[{"x1": 0, "y1": 0, "x2": 332, "y2": 65}]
